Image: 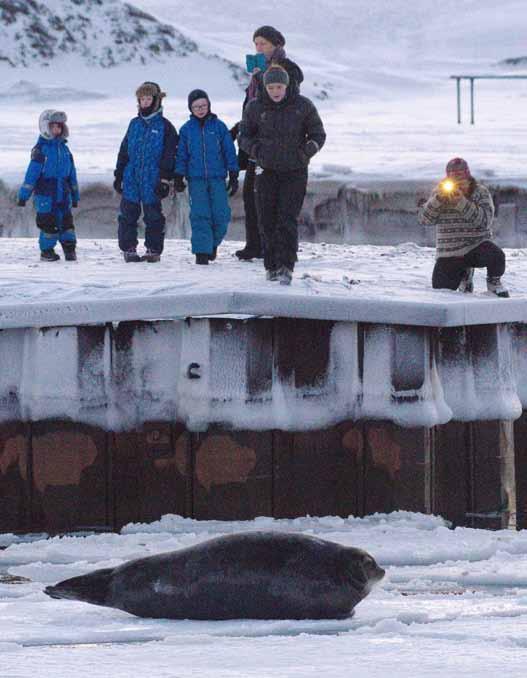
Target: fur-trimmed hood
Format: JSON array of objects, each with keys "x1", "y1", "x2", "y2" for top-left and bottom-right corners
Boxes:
[{"x1": 38, "y1": 110, "x2": 69, "y2": 140}]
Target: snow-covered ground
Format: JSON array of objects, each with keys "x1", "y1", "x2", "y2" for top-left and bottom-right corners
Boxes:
[
  {"x1": 0, "y1": 238, "x2": 526, "y2": 327},
  {"x1": 1, "y1": 512, "x2": 527, "y2": 677},
  {"x1": 1, "y1": 1, "x2": 527, "y2": 185},
  {"x1": 0, "y1": 237, "x2": 525, "y2": 307}
]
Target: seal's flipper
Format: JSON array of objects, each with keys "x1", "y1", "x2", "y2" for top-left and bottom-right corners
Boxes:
[{"x1": 44, "y1": 567, "x2": 113, "y2": 606}]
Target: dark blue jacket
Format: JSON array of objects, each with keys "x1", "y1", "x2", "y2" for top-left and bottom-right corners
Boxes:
[
  {"x1": 115, "y1": 110, "x2": 178, "y2": 205},
  {"x1": 176, "y1": 114, "x2": 238, "y2": 179},
  {"x1": 18, "y1": 136, "x2": 79, "y2": 212}
]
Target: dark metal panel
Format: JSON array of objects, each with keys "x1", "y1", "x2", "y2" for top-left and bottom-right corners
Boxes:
[
  {"x1": 432, "y1": 421, "x2": 470, "y2": 526},
  {"x1": 273, "y1": 422, "x2": 363, "y2": 518},
  {"x1": 363, "y1": 421, "x2": 428, "y2": 515},
  {"x1": 0, "y1": 422, "x2": 30, "y2": 533},
  {"x1": 208, "y1": 318, "x2": 273, "y2": 402},
  {"x1": 514, "y1": 412, "x2": 527, "y2": 530},
  {"x1": 77, "y1": 324, "x2": 109, "y2": 415},
  {"x1": 192, "y1": 428, "x2": 273, "y2": 520},
  {"x1": 111, "y1": 423, "x2": 190, "y2": 529},
  {"x1": 273, "y1": 318, "x2": 334, "y2": 389},
  {"x1": 392, "y1": 325, "x2": 426, "y2": 394},
  {"x1": 30, "y1": 421, "x2": 108, "y2": 533},
  {"x1": 468, "y1": 420, "x2": 506, "y2": 530}
]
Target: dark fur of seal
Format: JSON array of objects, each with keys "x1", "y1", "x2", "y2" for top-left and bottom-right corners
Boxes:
[{"x1": 44, "y1": 531, "x2": 385, "y2": 620}]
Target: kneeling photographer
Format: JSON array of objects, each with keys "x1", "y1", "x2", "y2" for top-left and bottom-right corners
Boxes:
[{"x1": 419, "y1": 157, "x2": 509, "y2": 297}]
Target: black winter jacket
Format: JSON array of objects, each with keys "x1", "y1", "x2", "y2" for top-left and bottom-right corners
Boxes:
[{"x1": 239, "y1": 91, "x2": 326, "y2": 172}]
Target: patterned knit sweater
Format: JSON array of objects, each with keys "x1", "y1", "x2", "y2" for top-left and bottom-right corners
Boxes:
[{"x1": 418, "y1": 182, "x2": 494, "y2": 258}]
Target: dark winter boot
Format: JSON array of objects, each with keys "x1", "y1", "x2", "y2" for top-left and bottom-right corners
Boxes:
[
  {"x1": 278, "y1": 266, "x2": 293, "y2": 286},
  {"x1": 143, "y1": 249, "x2": 161, "y2": 263},
  {"x1": 61, "y1": 242, "x2": 77, "y2": 262},
  {"x1": 235, "y1": 247, "x2": 263, "y2": 260},
  {"x1": 40, "y1": 248, "x2": 60, "y2": 262},
  {"x1": 458, "y1": 268, "x2": 474, "y2": 293},
  {"x1": 195, "y1": 253, "x2": 209, "y2": 265},
  {"x1": 486, "y1": 276, "x2": 510, "y2": 298},
  {"x1": 208, "y1": 247, "x2": 218, "y2": 261},
  {"x1": 266, "y1": 269, "x2": 278, "y2": 281},
  {"x1": 123, "y1": 249, "x2": 142, "y2": 263}
]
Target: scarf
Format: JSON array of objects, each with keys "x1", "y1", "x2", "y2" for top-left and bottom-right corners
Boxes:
[{"x1": 246, "y1": 46, "x2": 288, "y2": 102}]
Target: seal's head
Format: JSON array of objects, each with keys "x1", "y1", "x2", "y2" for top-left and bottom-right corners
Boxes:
[{"x1": 345, "y1": 547, "x2": 385, "y2": 598}]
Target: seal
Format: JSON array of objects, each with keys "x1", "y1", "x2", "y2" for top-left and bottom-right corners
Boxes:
[{"x1": 44, "y1": 531, "x2": 385, "y2": 620}]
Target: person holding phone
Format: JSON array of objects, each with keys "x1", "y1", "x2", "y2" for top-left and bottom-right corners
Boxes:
[
  {"x1": 233, "y1": 26, "x2": 304, "y2": 261},
  {"x1": 418, "y1": 158, "x2": 509, "y2": 297}
]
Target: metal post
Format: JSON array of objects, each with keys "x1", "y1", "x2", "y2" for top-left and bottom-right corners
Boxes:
[
  {"x1": 470, "y1": 78, "x2": 475, "y2": 125},
  {"x1": 456, "y1": 77, "x2": 461, "y2": 124}
]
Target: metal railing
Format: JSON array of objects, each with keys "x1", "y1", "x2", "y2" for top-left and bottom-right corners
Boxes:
[{"x1": 450, "y1": 74, "x2": 527, "y2": 124}]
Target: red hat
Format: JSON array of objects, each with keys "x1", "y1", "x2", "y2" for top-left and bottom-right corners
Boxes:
[{"x1": 446, "y1": 157, "x2": 471, "y2": 180}]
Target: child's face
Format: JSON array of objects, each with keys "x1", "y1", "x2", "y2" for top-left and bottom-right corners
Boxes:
[
  {"x1": 139, "y1": 95, "x2": 154, "y2": 109},
  {"x1": 49, "y1": 122, "x2": 63, "y2": 138},
  {"x1": 254, "y1": 37, "x2": 275, "y2": 57},
  {"x1": 266, "y1": 84, "x2": 287, "y2": 102},
  {"x1": 191, "y1": 98, "x2": 209, "y2": 119}
]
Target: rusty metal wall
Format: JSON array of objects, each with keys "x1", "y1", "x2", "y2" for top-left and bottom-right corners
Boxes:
[{"x1": 0, "y1": 416, "x2": 518, "y2": 534}]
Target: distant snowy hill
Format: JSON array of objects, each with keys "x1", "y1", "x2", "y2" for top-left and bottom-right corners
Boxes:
[
  {"x1": 136, "y1": 0, "x2": 527, "y2": 97},
  {"x1": 0, "y1": 0, "x2": 198, "y2": 67}
]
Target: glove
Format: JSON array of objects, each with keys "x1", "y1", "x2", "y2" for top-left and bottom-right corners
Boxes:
[
  {"x1": 72, "y1": 200, "x2": 79, "y2": 208},
  {"x1": 227, "y1": 171, "x2": 239, "y2": 197},
  {"x1": 17, "y1": 198, "x2": 26, "y2": 207},
  {"x1": 155, "y1": 180, "x2": 171, "y2": 199},
  {"x1": 304, "y1": 140, "x2": 319, "y2": 158},
  {"x1": 173, "y1": 174, "x2": 186, "y2": 193},
  {"x1": 113, "y1": 174, "x2": 123, "y2": 195}
]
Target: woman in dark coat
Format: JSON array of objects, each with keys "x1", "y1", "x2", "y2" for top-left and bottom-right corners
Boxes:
[{"x1": 233, "y1": 25, "x2": 304, "y2": 260}]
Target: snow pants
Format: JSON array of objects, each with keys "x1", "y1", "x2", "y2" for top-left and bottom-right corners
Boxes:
[
  {"x1": 255, "y1": 167, "x2": 308, "y2": 271},
  {"x1": 432, "y1": 240, "x2": 506, "y2": 290},
  {"x1": 37, "y1": 209, "x2": 76, "y2": 252},
  {"x1": 118, "y1": 198, "x2": 166, "y2": 254},
  {"x1": 188, "y1": 178, "x2": 231, "y2": 255},
  {"x1": 242, "y1": 162, "x2": 261, "y2": 254}
]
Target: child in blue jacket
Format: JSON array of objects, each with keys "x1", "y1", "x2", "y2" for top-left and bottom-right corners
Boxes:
[
  {"x1": 114, "y1": 82, "x2": 179, "y2": 263},
  {"x1": 174, "y1": 89, "x2": 239, "y2": 264},
  {"x1": 18, "y1": 109, "x2": 79, "y2": 261}
]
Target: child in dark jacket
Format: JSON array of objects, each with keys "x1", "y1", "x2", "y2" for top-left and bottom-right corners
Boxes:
[
  {"x1": 239, "y1": 66, "x2": 326, "y2": 284},
  {"x1": 18, "y1": 109, "x2": 79, "y2": 261},
  {"x1": 174, "y1": 89, "x2": 239, "y2": 264},
  {"x1": 114, "y1": 82, "x2": 178, "y2": 263}
]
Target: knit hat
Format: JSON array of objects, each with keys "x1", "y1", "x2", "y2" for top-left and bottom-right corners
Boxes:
[
  {"x1": 263, "y1": 66, "x2": 290, "y2": 87},
  {"x1": 38, "y1": 109, "x2": 69, "y2": 139},
  {"x1": 253, "y1": 25, "x2": 286, "y2": 47},
  {"x1": 188, "y1": 89, "x2": 211, "y2": 112},
  {"x1": 446, "y1": 157, "x2": 471, "y2": 180},
  {"x1": 135, "y1": 81, "x2": 165, "y2": 112}
]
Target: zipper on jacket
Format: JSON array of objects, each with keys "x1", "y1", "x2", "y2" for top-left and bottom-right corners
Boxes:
[
  {"x1": 201, "y1": 122, "x2": 208, "y2": 180},
  {"x1": 140, "y1": 120, "x2": 148, "y2": 199}
]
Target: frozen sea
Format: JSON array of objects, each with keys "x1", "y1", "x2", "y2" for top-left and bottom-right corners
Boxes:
[{"x1": 1, "y1": 512, "x2": 527, "y2": 677}]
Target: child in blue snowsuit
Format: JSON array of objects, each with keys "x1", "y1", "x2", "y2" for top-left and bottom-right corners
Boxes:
[
  {"x1": 18, "y1": 109, "x2": 79, "y2": 261},
  {"x1": 114, "y1": 82, "x2": 179, "y2": 263},
  {"x1": 174, "y1": 89, "x2": 239, "y2": 264}
]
